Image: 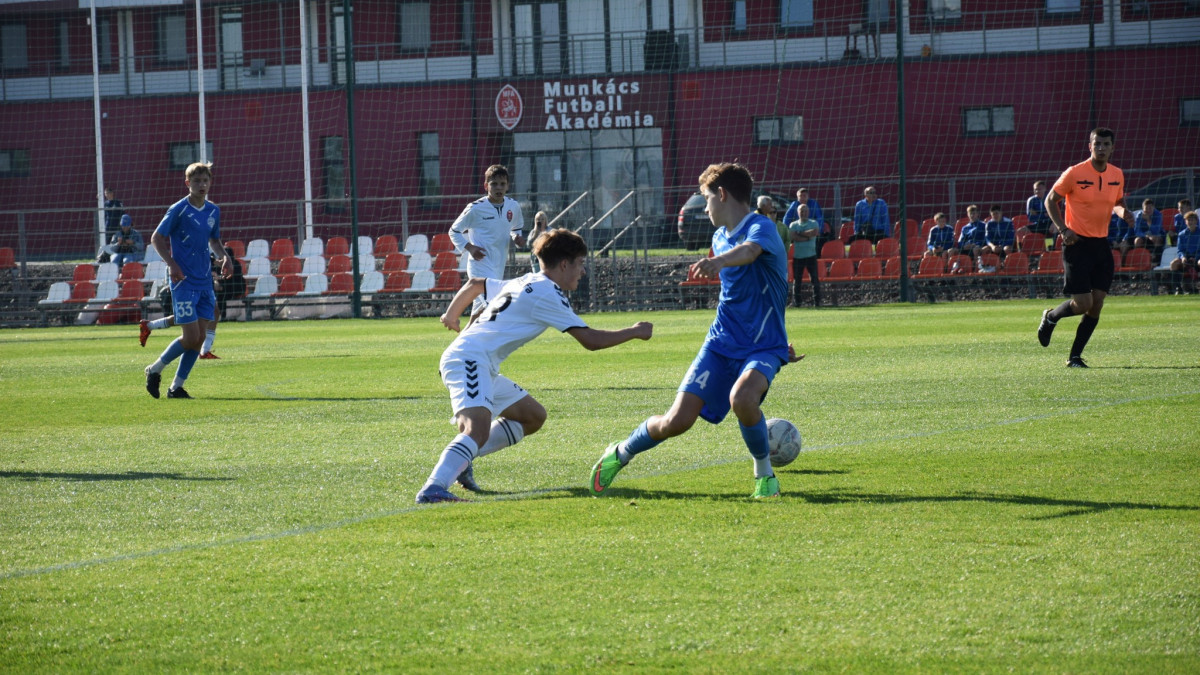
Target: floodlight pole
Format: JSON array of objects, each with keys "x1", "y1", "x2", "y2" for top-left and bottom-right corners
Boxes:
[
  {"x1": 195, "y1": 0, "x2": 207, "y2": 163},
  {"x1": 895, "y1": 1, "x2": 911, "y2": 302},
  {"x1": 342, "y1": 0, "x2": 362, "y2": 318},
  {"x1": 90, "y1": 0, "x2": 105, "y2": 250}
]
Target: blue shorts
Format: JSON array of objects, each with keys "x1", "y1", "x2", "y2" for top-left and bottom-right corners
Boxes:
[
  {"x1": 678, "y1": 343, "x2": 784, "y2": 424},
  {"x1": 171, "y1": 283, "x2": 216, "y2": 324}
]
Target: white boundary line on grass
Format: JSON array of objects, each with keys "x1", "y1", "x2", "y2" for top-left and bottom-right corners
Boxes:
[{"x1": 3, "y1": 388, "x2": 1197, "y2": 582}]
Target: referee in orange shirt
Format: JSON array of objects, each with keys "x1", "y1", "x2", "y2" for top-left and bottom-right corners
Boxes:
[{"x1": 1037, "y1": 127, "x2": 1134, "y2": 367}]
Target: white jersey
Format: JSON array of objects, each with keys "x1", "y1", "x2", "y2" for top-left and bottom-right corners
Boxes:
[
  {"x1": 441, "y1": 273, "x2": 586, "y2": 376},
  {"x1": 448, "y1": 196, "x2": 525, "y2": 281}
]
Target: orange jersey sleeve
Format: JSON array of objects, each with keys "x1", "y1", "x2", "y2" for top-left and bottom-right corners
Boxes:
[{"x1": 1051, "y1": 160, "x2": 1125, "y2": 238}]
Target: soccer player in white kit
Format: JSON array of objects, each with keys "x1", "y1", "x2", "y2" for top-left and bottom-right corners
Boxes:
[
  {"x1": 448, "y1": 164, "x2": 527, "y2": 315},
  {"x1": 416, "y1": 229, "x2": 653, "y2": 504}
]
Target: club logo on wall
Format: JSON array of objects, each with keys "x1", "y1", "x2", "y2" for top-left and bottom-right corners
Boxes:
[{"x1": 495, "y1": 84, "x2": 523, "y2": 131}]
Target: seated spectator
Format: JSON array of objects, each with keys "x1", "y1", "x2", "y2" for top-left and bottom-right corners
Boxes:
[
  {"x1": 783, "y1": 187, "x2": 828, "y2": 247},
  {"x1": 983, "y1": 205, "x2": 1016, "y2": 258},
  {"x1": 850, "y1": 186, "x2": 890, "y2": 244},
  {"x1": 1173, "y1": 199, "x2": 1193, "y2": 246},
  {"x1": 1170, "y1": 211, "x2": 1199, "y2": 294},
  {"x1": 924, "y1": 212, "x2": 957, "y2": 259},
  {"x1": 1131, "y1": 199, "x2": 1165, "y2": 256},
  {"x1": 1109, "y1": 211, "x2": 1133, "y2": 251},
  {"x1": 214, "y1": 246, "x2": 247, "y2": 321},
  {"x1": 1023, "y1": 180, "x2": 1055, "y2": 237},
  {"x1": 98, "y1": 214, "x2": 144, "y2": 268},
  {"x1": 957, "y1": 205, "x2": 988, "y2": 258}
]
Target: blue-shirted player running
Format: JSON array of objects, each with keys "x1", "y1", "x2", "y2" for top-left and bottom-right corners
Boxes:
[
  {"x1": 588, "y1": 162, "x2": 804, "y2": 499},
  {"x1": 144, "y1": 162, "x2": 231, "y2": 399}
]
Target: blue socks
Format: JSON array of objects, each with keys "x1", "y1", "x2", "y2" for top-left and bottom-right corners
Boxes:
[
  {"x1": 174, "y1": 349, "x2": 200, "y2": 384},
  {"x1": 617, "y1": 420, "x2": 661, "y2": 464}
]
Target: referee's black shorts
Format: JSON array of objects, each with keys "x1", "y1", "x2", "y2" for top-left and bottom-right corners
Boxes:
[{"x1": 1062, "y1": 236, "x2": 1114, "y2": 295}]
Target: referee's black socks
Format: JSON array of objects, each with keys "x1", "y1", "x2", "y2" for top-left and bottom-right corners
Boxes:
[
  {"x1": 1070, "y1": 314, "x2": 1099, "y2": 359},
  {"x1": 1047, "y1": 299, "x2": 1077, "y2": 322}
]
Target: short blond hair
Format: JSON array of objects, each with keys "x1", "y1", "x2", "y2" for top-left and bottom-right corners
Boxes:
[{"x1": 186, "y1": 162, "x2": 213, "y2": 181}]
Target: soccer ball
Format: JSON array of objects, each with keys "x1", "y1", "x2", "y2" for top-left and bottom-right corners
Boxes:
[{"x1": 766, "y1": 418, "x2": 803, "y2": 467}]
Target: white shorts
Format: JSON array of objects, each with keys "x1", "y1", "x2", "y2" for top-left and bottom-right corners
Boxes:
[{"x1": 441, "y1": 357, "x2": 529, "y2": 417}]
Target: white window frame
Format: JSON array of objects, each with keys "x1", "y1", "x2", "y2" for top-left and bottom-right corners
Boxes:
[{"x1": 963, "y1": 106, "x2": 1016, "y2": 136}]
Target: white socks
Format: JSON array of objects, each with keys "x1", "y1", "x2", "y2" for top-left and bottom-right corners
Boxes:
[
  {"x1": 424, "y1": 434, "x2": 479, "y2": 490},
  {"x1": 753, "y1": 456, "x2": 774, "y2": 479},
  {"x1": 147, "y1": 317, "x2": 171, "y2": 330},
  {"x1": 201, "y1": 329, "x2": 216, "y2": 356},
  {"x1": 477, "y1": 418, "x2": 525, "y2": 458}
]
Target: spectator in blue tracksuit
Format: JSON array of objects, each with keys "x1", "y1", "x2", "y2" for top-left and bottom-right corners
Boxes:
[
  {"x1": 1173, "y1": 199, "x2": 1192, "y2": 246},
  {"x1": 783, "y1": 187, "x2": 827, "y2": 245},
  {"x1": 850, "y1": 186, "x2": 890, "y2": 243},
  {"x1": 983, "y1": 205, "x2": 1016, "y2": 258},
  {"x1": 957, "y1": 205, "x2": 988, "y2": 258},
  {"x1": 925, "y1": 212, "x2": 956, "y2": 259},
  {"x1": 1108, "y1": 212, "x2": 1132, "y2": 250},
  {"x1": 1024, "y1": 180, "x2": 1055, "y2": 236},
  {"x1": 1170, "y1": 211, "x2": 1199, "y2": 293},
  {"x1": 1130, "y1": 199, "x2": 1165, "y2": 257}
]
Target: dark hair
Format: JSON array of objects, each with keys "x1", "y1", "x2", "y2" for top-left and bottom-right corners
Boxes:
[
  {"x1": 534, "y1": 228, "x2": 587, "y2": 269},
  {"x1": 484, "y1": 164, "x2": 509, "y2": 183},
  {"x1": 699, "y1": 162, "x2": 753, "y2": 206},
  {"x1": 1090, "y1": 127, "x2": 1115, "y2": 142},
  {"x1": 1033, "y1": 180, "x2": 1047, "y2": 188},
  {"x1": 990, "y1": 205, "x2": 1002, "y2": 213},
  {"x1": 1142, "y1": 198, "x2": 1155, "y2": 207}
]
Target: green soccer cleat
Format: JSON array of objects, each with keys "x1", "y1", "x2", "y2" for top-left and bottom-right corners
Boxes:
[
  {"x1": 589, "y1": 442, "x2": 625, "y2": 496},
  {"x1": 752, "y1": 475, "x2": 780, "y2": 499}
]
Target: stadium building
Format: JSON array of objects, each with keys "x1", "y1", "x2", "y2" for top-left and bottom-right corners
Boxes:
[{"x1": 0, "y1": 0, "x2": 1197, "y2": 256}]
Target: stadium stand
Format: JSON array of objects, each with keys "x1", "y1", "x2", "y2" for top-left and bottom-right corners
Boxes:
[
  {"x1": 856, "y1": 258, "x2": 884, "y2": 280},
  {"x1": 374, "y1": 235, "x2": 399, "y2": 257},
  {"x1": 225, "y1": 240, "x2": 246, "y2": 260},
  {"x1": 325, "y1": 273, "x2": 353, "y2": 296},
  {"x1": 269, "y1": 238, "x2": 295, "y2": 261},
  {"x1": 325, "y1": 237, "x2": 349, "y2": 258},
  {"x1": 360, "y1": 271, "x2": 385, "y2": 294},
  {"x1": 433, "y1": 271, "x2": 461, "y2": 292},
  {"x1": 847, "y1": 239, "x2": 874, "y2": 261},
  {"x1": 874, "y1": 237, "x2": 898, "y2": 259},
  {"x1": 0, "y1": 247, "x2": 15, "y2": 269},
  {"x1": 407, "y1": 252, "x2": 432, "y2": 272},
  {"x1": 298, "y1": 275, "x2": 327, "y2": 295},
  {"x1": 357, "y1": 236, "x2": 374, "y2": 257},
  {"x1": 274, "y1": 275, "x2": 304, "y2": 297},
  {"x1": 117, "y1": 262, "x2": 144, "y2": 282},
  {"x1": 244, "y1": 257, "x2": 272, "y2": 280},
  {"x1": 298, "y1": 237, "x2": 324, "y2": 259},
  {"x1": 39, "y1": 282, "x2": 71, "y2": 305},
  {"x1": 915, "y1": 256, "x2": 946, "y2": 278}
]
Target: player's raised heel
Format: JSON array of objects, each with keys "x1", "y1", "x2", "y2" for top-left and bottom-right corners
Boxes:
[
  {"x1": 199, "y1": 352, "x2": 220, "y2": 360},
  {"x1": 456, "y1": 462, "x2": 482, "y2": 493},
  {"x1": 752, "y1": 475, "x2": 780, "y2": 499},
  {"x1": 415, "y1": 485, "x2": 469, "y2": 504},
  {"x1": 1037, "y1": 309, "x2": 1056, "y2": 348},
  {"x1": 589, "y1": 442, "x2": 625, "y2": 496}
]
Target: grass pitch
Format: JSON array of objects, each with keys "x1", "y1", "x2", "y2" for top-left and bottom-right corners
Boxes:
[{"x1": 1, "y1": 297, "x2": 1198, "y2": 672}]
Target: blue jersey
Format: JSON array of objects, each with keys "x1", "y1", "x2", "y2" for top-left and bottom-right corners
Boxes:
[
  {"x1": 705, "y1": 213, "x2": 789, "y2": 363},
  {"x1": 156, "y1": 197, "x2": 221, "y2": 290}
]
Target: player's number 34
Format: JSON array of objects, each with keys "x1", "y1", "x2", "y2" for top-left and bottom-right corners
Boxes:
[{"x1": 684, "y1": 368, "x2": 710, "y2": 390}]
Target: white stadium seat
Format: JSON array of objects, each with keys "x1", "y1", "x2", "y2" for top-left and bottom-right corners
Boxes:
[
  {"x1": 406, "y1": 252, "x2": 431, "y2": 272},
  {"x1": 243, "y1": 257, "x2": 272, "y2": 280},
  {"x1": 405, "y1": 269, "x2": 435, "y2": 292},
  {"x1": 141, "y1": 260, "x2": 168, "y2": 283},
  {"x1": 143, "y1": 246, "x2": 163, "y2": 263},
  {"x1": 245, "y1": 239, "x2": 270, "y2": 260},
  {"x1": 246, "y1": 275, "x2": 278, "y2": 298},
  {"x1": 403, "y1": 234, "x2": 428, "y2": 255},
  {"x1": 357, "y1": 235, "x2": 374, "y2": 257},
  {"x1": 39, "y1": 282, "x2": 71, "y2": 305},
  {"x1": 298, "y1": 237, "x2": 324, "y2": 259},
  {"x1": 299, "y1": 274, "x2": 327, "y2": 295},
  {"x1": 360, "y1": 271, "x2": 384, "y2": 294},
  {"x1": 301, "y1": 256, "x2": 327, "y2": 277},
  {"x1": 95, "y1": 262, "x2": 119, "y2": 283}
]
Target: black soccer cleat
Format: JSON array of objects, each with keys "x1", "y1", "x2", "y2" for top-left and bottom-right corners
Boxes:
[
  {"x1": 166, "y1": 386, "x2": 193, "y2": 399},
  {"x1": 1037, "y1": 309, "x2": 1056, "y2": 348},
  {"x1": 145, "y1": 370, "x2": 161, "y2": 399},
  {"x1": 1066, "y1": 356, "x2": 1089, "y2": 368},
  {"x1": 456, "y1": 462, "x2": 482, "y2": 493}
]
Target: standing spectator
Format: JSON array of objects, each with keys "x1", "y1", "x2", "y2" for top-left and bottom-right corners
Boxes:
[
  {"x1": 983, "y1": 205, "x2": 1016, "y2": 258},
  {"x1": 1170, "y1": 211, "x2": 1199, "y2": 294},
  {"x1": 788, "y1": 203, "x2": 822, "y2": 307},
  {"x1": 448, "y1": 164, "x2": 526, "y2": 315},
  {"x1": 851, "y1": 186, "x2": 890, "y2": 243},
  {"x1": 1024, "y1": 180, "x2": 1054, "y2": 237},
  {"x1": 143, "y1": 162, "x2": 231, "y2": 398},
  {"x1": 214, "y1": 246, "x2": 246, "y2": 321},
  {"x1": 957, "y1": 205, "x2": 988, "y2": 258},
  {"x1": 95, "y1": 187, "x2": 125, "y2": 262},
  {"x1": 528, "y1": 210, "x2": 550, "y2": 272},
  {"x1": 756, "y1": 195, "x2": 787, "y2": 246},
  {"x1": 1131, "y1": 198, "x2": 1165, "y2": 256},
  {"x1": 1037, "y1": 127, "x2": 1134, "y2": 368},
  {"x1": 783, "y1": 187, "x2": 827, "y2": 246},
  {"x1": 588, "y1": 162, "x2": 801, "y2": 500},
  {"x1": 925, "y1": 212, "x2": 957, "y2": 259},
  {"x1": 99, "y1": 214, "x2": 144, "y2": 268}
]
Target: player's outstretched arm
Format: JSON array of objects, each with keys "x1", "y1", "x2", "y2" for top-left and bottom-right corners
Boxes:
[
  {"x1": 692, "y1": 241, "x2": 763, "y2": 279},
  {"x1": 566, "y1": 321, "x2": 653, "y2": 351},
  {"x1": 440, "y1": 278, "x2": 487, "y2": 333}
]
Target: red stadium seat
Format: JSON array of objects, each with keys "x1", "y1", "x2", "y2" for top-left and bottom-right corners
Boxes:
[
  {"x1": 374, "y1": 235, "x2": 399, "y2": 257},
  {"x1": 0, "y1": 247, "x2": 16, "y2": 269},
  {"x1": 277, "y1": 256, "x2": 303, "y2": 276},
  {"x1": 1019, "y1": 233, "x2": 1045, "y2": 254},
  {"x1": 856, "y1": 258, "x2": 883, "y2": 280},
  {"x1": 325, "y1": 237, "x2": 350, "y2": 258},
  {"x1": 944, "y1": 254, "x2": 972, "y2": 276},
  {"x1": 72, "y1": 263, "x2": 96, "y2": 285},
  {"x1": 430, "y1": 233, "x2": 455, "y2": 255},
  {"x1": 381, "y1": 271, "x2": 412, "y2": 293},
  {"x1": 65, "y1": 281, "x2": 96, "y2": 303},
  {"x1": 847, "y1": 239, "x2": 873, "y2": 261},
  {"x1": 433, "y1": 270, "x2": 462, "y2": 291},
  {"x1": 1035, "y1": 250, "x2": 1063, "y2": 275},
  {"x1": 1120, "y1": 247, "x2": 1152, "y2": 272},
  {"x1": 976, "y1": 253, "x2": 1000, "y2": 274},
  {"x1": 1000, "y1": 252, "x2": 1030, "y2": 276},
  {"x1": 269, "y1": 238, "x2": 295, "y2": 261},
  {"x1": 327, "y1": 255, "x2": 353, "y2": 274},
  {"x1": 117, "y1": 262, "x2": 144, "y2": 282},
  {"x1": 819, "y1": 240, "x2": 845, "y2": 260},
  {"x1": 118, "y1": 279, "x2": 144, "y2": 301},
  {"x1": 919, "y1": 219, "x2": 936, "y2": 241},
  {"x1": 822, "y1": 258, "x2": 854, "y2": 280},
  {"x1": 225, "y1": 240, "x2": 246, "y2": 260},
  {"x1": 837, "y1": 222, "x2": 854, "y2": 244},
  {"x1": 680, "y1": 265, "x2": 719, "y2": 287},
  {"x1": 874, "y1": 237, "x2": 899, "y2": 258},
  {"x1": 915, "y1": 256, "x2": 946, "y2": 278},
  {"x1": 382, "y1": 253, "x2": 408, "y2": 274},
  {"x1": 324, "y1": 272, "x2": 354, "y2": 295},
  {"x1": 1011, "y1": 214, "x2": 1030, "y2": 231},
  {"x1": 881, "y1": 256, "x2": 902, "y2": 279},
  {"x1": 433, "y1": 252, "x2": 459, "y2": 272},
  {"x1": 273, "y1": 274, "x2": 304, "y2": 297}
]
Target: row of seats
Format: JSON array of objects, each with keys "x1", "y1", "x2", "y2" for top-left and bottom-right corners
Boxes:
[
  {"x1": 244, "y1": 269, "x2": 462, "y2": 298},
  {"x1": 228, "y1": 233, "x2": 456, "y2": 263},
  {"x1": 244, "y1": 250, "x2": 467, "y2": 280},
  {"x1": 819, "y1": 234, "x2": 1057, "y2": 264}
]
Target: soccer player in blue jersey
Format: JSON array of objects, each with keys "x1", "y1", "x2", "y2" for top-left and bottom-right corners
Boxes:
[
  {"x1": 588, "y1": 162, "x2": 803, "y2": 499},
  {"x1": 143, "y1": 162, "x2": 231, "y2": 399}
]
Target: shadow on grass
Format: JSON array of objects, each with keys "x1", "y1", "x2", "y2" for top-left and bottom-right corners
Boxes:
[
  {"x1": 0, "y1": 470, "x2": 232, "y2": 483},
  {"x1": 1092, "y1": 365, "x2": 1200, "y2": 370},
  {"x1": 789, "y1": 489, "x2": 1200, "y2": 520},
  {"x1": 206, "y1": 395, "x2": 425, "y2": 402}
]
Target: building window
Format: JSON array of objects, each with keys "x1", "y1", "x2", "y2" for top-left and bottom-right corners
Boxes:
[
  {"x1": 755, "y1": 116, "x2": 804, "y2": 144},
  {"x1": 57, "y1": 20, "x2": 70, "y2": 69},
  {"x1": 397, "y1": 2, "x2": 431, "y2": 52},
  {"x1": 963, "y1": 106, "x2": 1015, "y2": 136},
  {"x1": 418, "y1": 132, "x2": 441, "y2": 207},
  {"x1": 0, "y1": 149, "x2": 31, "y2": 178},
  {"x1": 733, "y1": 0, "x2": 748, "y2": 31},
  {"x1": 168, "y1": 141, "x2": 214, "y2": 170},
  {"x1": 157, "y1": 14, "x2": 188, "y2": 64},
  {"x1": 322, "y1": 136, "x2": 346, "y2": 213},
  {"x1": 99, "y1": 18, "x2": 113, "y2": 67},
  {"x1": 1182, "y1": 98, "x2": 1200, "y2": 126},
  {"x1": 1, "y1": 23, "x2": 29, "y2": 71},
  {"x1": 928, "y1": 0, "x2": 962, "y2": 21},
  {"x1": 781, "y1": 0, "x2": 814, "y2": 29},
  {"x1": 1046, "y1": 0, "x2": 1081, "y2": 14}
]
